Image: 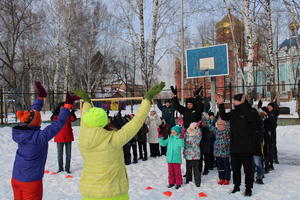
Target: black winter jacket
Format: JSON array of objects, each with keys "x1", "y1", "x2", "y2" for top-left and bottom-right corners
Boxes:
[
  {"x1": 218, "y1": 103, "x2": 262, "y2": 154},
  {"x1": 137, "y1": 123, "x2": 149, "y2": 143},
  {"x1": 172, "y1": 96, "x2": 204, "y2": 128}
]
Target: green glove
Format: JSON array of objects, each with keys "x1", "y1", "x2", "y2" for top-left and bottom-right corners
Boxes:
[
  {"x1": 72, "y1": 89, "x2": 91, "y2": 102},
  {"x1": 144, "y1": 82, "x2": 165, "y2": 101}
]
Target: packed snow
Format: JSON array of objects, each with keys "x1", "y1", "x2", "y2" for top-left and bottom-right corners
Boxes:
[{"x1": 1, "y1": 123, "x2": 300, "y2": 200}]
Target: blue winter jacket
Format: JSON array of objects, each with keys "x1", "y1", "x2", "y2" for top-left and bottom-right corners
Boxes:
[{"x1": 12, "y1": 99, "x2": 70, "y2": 182}]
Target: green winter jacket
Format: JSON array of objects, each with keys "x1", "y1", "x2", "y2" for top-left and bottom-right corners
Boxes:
[
  {"x1": 79, "y1": 99, "x2": 151, "y2": 200},
  {"x1": 159, "y1": 135, "x2": 184, "y2": 164}
]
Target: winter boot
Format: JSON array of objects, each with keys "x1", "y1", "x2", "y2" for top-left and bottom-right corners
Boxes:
[
  {"x1": 57, "y1": 169, "x2": 63, "y2": 173},
  {"x1": 244, "y1": 188, "x2": 252, "y2": 196},
  {"x1": 167, "y1": 184, "x2": 175, "y2": 188},
  {"x1": 264, "y1": 167, "x2": 269, "y2": 174},
  {"x1": 202, "y1": 170, "x2": 209, "y2": 175},
  {"x1": 223, "y1": 180, "x2": 230, "y2": 185},
  {"x1": 256, "y1": 178, "x2": 264, "y2": 184},
  {"x1": 217, "y1": 179, "x2": 225, "y2": 185},
  {"x1": 274, "y1": 159, "x2": 279, "y2": 164},
  {"x1": 269, "y1": 164, "x2": 274, "y2": 170},
  {"x1": 231, "y1": 186, "x2": 240, "y2": 193},
  {"x1": 175, "y1": 185, "x2": 181, "y2": 189},
  {"x1": 65, "y1": 170, "x2": 71, "y2": 174},
  {"x1": 133, "y1": 159, "x2": 138, "y2": 164},
  {"x1": 142, "y1": 157, "x2": 147, "y2": 161}
]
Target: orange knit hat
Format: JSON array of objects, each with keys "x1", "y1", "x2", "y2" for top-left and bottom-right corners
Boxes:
[{"x1": 16, "y1": 110, "x2": 41, "y2": 127}]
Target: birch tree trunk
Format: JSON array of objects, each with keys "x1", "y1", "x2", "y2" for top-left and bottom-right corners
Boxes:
[
  {"x1": 53, "y1": 0, "x2": 63, "y2": 102},
  {"x1": 243, "y1": 0, "x2": 255, "y2": 100},
  {"x1": 137, "y1": 0, "x2": 147, "y2": 89},
  {"x1": 265, "y1": 0, "x2": 277, "y2": 97},
  {"x1": 148, "y1": 0, "x2": 159, "y2": 88},
  {"x1": 63, "y1": 1, "x2": 73, "y2": 99}
]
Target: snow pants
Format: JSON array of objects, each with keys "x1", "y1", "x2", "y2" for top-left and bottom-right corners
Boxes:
[
  {"x1": 123, "y1": 140, "x2": 138, "y2": 164},
  {"x1": 11, "y1": 178, "x2": 43, "y2": 200},
  {"x1": 138, "y1": 141, "x2": 147, "y2": 159},
  {"x1": 57, "y1": 142, "x2": 72, "y2": 171},
  {"x1": 186, "y1": 160, "x2": 201, "y2": 186},
  {"x1": 168, "y1": 163, "x2": 183, "y2": 186},
  {"x1": 149, "y1": 143, "x2": 160, "y2": 157},
  {"x1": 216, "y1": 157, "x2": 231, "y2": 180}
]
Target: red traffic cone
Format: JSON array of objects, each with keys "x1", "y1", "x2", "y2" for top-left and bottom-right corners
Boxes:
[
  {"x1": 65, "y1": 175, "x2": 73, "y2": 178},
  {"x1": 163, "y1": 191, "x2": 172, "y2": 197},
  {"x1": 198, "y1": 192, "x2": 207, "y2": 197},
  {"x1": 145, "y1": 187, "x2": 153, "y2": 190},
  {"x1": 44, "y1": 170, "x2": 50, "y2": 174},
  {"x1": 50, "y1": 172, "x2": 57, "y2": 175}
]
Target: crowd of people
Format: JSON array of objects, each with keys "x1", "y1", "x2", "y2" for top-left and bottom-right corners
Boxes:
[
  {"x1": 110, "y1": 86, "x2": 280, "y2": 197},
  {"x1": 10, "y1": 81, "x2": 280, "y2": 200}
]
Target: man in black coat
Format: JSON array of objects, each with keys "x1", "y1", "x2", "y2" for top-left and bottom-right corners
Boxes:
[
  {"x1": 170, "y1": 86, "x2": 204, "y2": 128},
  {"x1": 216, "y1": 93, "x2": 261, "y2": 197}
]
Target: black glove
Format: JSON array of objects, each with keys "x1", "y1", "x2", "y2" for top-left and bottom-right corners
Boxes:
[
  {"x1": 170, "y1": 86, "x2": 177, "y2": 95},
  {"x1": 194, "y1": 86, "x2": 203, "y2": 97}
]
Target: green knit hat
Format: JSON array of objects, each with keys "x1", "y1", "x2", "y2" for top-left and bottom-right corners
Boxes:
[
  {"x1": 82, "y1": 107, "x2": 108, "y2": 128},
  {"x1": 171, "y1": 125, "x2": 182, "y2": 135}
]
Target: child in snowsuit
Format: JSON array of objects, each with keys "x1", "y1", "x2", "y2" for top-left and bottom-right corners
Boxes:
[
  {"x1": 183, "y1": 122, "x2": 202, "y2": 187},
  {"x1": 146, "y1": 109, "x2": 161, "y2": 157},
  {"x1": 206, "y1": 119, "x2": 231, "y2": 185},
  {"x1": 11, "y1": 81, "x2": 79, "y2": 200},
  {"x1": 51, "y1": 102, "x2": 77, "y2": 173},
  {"x1": 158, "y1": 120, "x2": 171, "y2": 156},
  {"x1": 75, "y1": 82, "x2": 164, "y2": 200},
  {"x1": 158, "y1": 125, "x2": 185, "y2": 189}
]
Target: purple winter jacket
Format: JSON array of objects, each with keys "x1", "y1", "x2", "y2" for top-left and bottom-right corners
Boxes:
[{"x1": 12, "y1": 99, "x2": 70, "y2": 182}]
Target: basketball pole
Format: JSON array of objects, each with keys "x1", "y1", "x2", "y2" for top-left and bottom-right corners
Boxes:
[
  {"x1": 211, "y1": 77, "x2": 217, "y2": 114},
  {"x1": 206, "y1": 70, "x2": 216, "y2": 114}
]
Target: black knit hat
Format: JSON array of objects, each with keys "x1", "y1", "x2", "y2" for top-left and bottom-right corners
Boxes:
[
  {"x1": 208, "y1": 112, "x2": 215, "y2": 117},
  {"x1": 186, "y1": 97, "x2": 194, "y2": 104},
  {"x1": 234, "y1": 93, "x2": 244, "y2": 101}
]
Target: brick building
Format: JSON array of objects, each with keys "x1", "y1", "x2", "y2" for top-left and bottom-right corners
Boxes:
[{"x1": 175, "y1": 13, "x2": 245, "y2": 100}]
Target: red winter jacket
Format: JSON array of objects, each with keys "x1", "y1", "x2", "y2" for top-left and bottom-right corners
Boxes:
[{"x1": 51, "y1": 112, "x2": 76, "y2": 143}]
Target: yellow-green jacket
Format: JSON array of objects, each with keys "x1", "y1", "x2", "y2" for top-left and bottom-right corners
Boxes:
[{"x1": 78, "y1": 99, "x2": 151, "y2": 200}]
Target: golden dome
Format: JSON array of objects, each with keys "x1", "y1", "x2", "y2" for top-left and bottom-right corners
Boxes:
[
  {"x1": 289, "y1": 21, "x2": 300, "y2": 33},
  {"x1": 216, "y1": 13, "x2": 244, "y2": 33},
  {"x1": 203, "y1": 41, "x2": 211, "y2": 47}
]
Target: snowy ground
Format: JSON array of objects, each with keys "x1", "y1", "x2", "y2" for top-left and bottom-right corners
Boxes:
[{"x1": 1, "y1": 124, "x2": 300, "y2": 200}]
